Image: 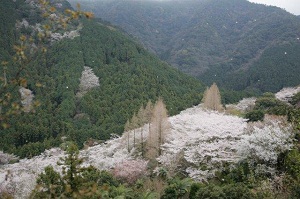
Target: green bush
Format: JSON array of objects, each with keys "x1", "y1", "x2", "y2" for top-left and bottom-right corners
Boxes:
[
  {"x1": 284, "y1": 149, "x2": 300, "y2": 180},
  {"x1": 194, "y1": 183, "x2": 257, "y2": 199},
  {"x1": 245, "y1": 110, "x2": 264, "y2": 122}
]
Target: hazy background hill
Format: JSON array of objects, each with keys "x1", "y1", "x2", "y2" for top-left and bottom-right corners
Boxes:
[
  {"x1": 68, "y1": 0, "x2": 300, "y2": 92},
  {"x1": 0, "y1": 0, "x2": 203, "y2": 157}
]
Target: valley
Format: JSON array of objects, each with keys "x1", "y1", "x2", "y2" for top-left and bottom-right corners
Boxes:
[{"x1": 1, "y1": 0, "x2": 300, "y2": 198}]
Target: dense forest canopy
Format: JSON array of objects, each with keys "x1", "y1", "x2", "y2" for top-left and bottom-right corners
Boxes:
[{"x1": 0, "y1": 0, "x2": 204, "y2": 157}]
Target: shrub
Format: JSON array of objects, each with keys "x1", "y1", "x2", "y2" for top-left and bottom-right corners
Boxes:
[
  {"x1": 194, "y1": 183, "x2": 257, "y2": 199},
  {"x1": 245, "y1": 110, "x2": 264, "y2": 122}
]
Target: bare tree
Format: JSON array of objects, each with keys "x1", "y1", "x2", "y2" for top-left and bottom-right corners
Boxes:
[
  {"x1": 146, "y1": 97, "x2": 170, "y2": 159},
  {"x1": 124, "y1": 119, "x2": 131, "y2": 152},
  {"x1": 202, "y1": 82, "x2": 223, "y2": 111},
  {"x1": 131, "y1": 113, "x2": 139, "y2": 148},
  {"x1": 137, "y1": 105, "x2": 146, "y2": 156},
  {"x1": 144, "y1": 100, "x2": 153, "y2": 132}
]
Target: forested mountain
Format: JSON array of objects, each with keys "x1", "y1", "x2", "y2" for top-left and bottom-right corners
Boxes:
[
  {"x1": 3, "y1": 1, "x2": 300, "y2": 198},
  {"x1": 68, "y1": 0, "x2": 300, "y2": 92},
  {"x1": 0, "y1": 0, "x2": 203, "y2": 157}
]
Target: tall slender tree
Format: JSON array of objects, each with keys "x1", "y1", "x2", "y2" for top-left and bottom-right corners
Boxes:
[
  {"x1": 146, "y1": 97, "x2": 170, "y2": 159},
  {"x1": 124, "y1": 119, "x2": 131, "y2": 152},
  {"x1": 58, "y1": 143, "x2": 83, "y2": 195},
  {"x1": 137, "y1": 105, "x2": 146, "y2": 156},
  {"x1": 144, "y1": 100, "x2": 153, "y2": 133},
  {"x1": 131, "y1": 113, "x2": 139, "y2": 148},
  {"x1": 202, "y1": 82, "x2": 223, "y2": 111}
]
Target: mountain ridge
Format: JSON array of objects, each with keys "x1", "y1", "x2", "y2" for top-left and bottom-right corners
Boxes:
[{"x1": 69, "y1": 0, "x2": 300, "y2": 92}]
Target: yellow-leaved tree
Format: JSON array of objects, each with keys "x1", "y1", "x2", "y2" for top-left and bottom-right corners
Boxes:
[{"x1": 202, "y1": 82, "x2": 223, "y2": 111}]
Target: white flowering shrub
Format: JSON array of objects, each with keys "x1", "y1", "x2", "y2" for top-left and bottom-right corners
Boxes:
[
  {"x1": 226, "y1": 97, "x2": 256, "y2": 113},
  {"x1": 237, "y1": 115, "x2": 294, "y2": 166},
  {"x1": 275, "y1": 86, "x2": 300, "y2": 102},
  {"x1": 0, "y1": 148, "x2": 65, "y2": 199},
  {"x1": 112, "y1": 159, "x2": 148, "y2": 184},
  {"x1": 159, "y1": 107, "x2": 294, "y2": 181},
  {"x1": 0, "y1": 103, "x2": 295, "y2": 196},
  {"x1": 0, "y1": 151, "x2": 18, "y2": 165},
  {"x1": 76, "y1": 66, "x2": 100, "y2": 98},
  {"x1": 19, "y1": 87, "x2": 34, "y2": 113},
  {"x1": 81, "y1": 136, "x2": 131, "y2": 170},
  {"x1": 158, "y1": 105, "x2": 247, "y2": 181}
]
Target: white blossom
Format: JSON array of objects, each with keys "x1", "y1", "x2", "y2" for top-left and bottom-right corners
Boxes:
[
  {"x1": 158, "y1": 105, "x2": 247, "y2": 181},
  {"x1": 76, "y1": 66, "x2": 100, "y2": 98},
  {"x1": 19, "y1": 87, "x2": 34, "y2": 113},
  {"x1": 275, "y1": 86, "x2": 300, "y2": 102},
  {"x1": 237, "y1": 115, "x2": 294, "y2": 165},
  {"x1": 15, "y1": 19, "x2": 29, "y2": 30},
  {"x1": 0, "y1": 151, "x2": 18, "y2": 165},
  {"x1": 0, "y1": 101, "x2": 295, "y2": 196},
  {"x1": 226, "y1": 97, "x2": 256, "y2": 112},
  {"x1": 49, "y1": 29, "x2": 81, "y2": 44}
]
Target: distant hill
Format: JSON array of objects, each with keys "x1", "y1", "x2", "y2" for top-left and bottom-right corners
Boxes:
[
  {"x1": 0, "y1": 0, "x2": 203, "y2": 157},
  {"x1": 68, "y1": 0, "x2": 300, "y2": 92}
]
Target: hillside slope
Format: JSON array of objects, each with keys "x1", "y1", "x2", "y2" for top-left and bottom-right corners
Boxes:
[
  {"x1": 1, "y1": 98, "x2": 295, "y2": 198},
  {"x1": 68, "y1": 0, "x2": 300, "y2": 92},
  {"x1": 0, "y1": 0, "x2": 203, "y2": 157}
]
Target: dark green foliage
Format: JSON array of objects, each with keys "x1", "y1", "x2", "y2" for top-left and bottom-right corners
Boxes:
[
  {"x1": 0, "y1": 0, "x2": 18, "y2": 60},
  {"x1": 31, "y1": 166, "x2": 64, "y2": 198},
  {"x1": 81, "y1": 167, "x2": 119, "y2": 187},
  {"x1": 193, "y1": 183, "x2": 257, "y2": 199},
  {"x1": 204, "y1": 43, "x2": 300, "y2": 93},
  {"x1": 221, "y1": 89, "x2": 259, "y2": 105},
  {"x1": 30, "y1": 143, "x2": 136, "y2": 199},
  {"x1": 220, "y1": 162, "x2": 252, "y2": 184},
  {"x1": 60, "y1": 143, "x2": 83, "y2": 193},
  {"x1": 290, "y1": 184, "x2": 300, "y2": 199},
  {"x1": 290, "y1": 92, "x2": 300, "y2": 107},
  {"x1": 69, "y1": 0, "x2": 300, "y2": 93},
  {"x1": 288, "y1": 108, "x2": 300, "y2": 131},
  {"x1": 189, "y1": 183, "x2": 201, "y2": 199},
  {"x1": 284, "y1": 149, "x2": 300, "y2": 180},
  {"x1": 282, "y1": 149, "x2": 300, "y2": 199},
  {"x1": 0, "y1": 1, "x2": 203, "y2": 157},
  {"x1": 244, "y1": 92, "x2": 291, "y2": 122},
  {"x1": 161, "y1": 178, "x2": 193, "y2": 199},
  {"x1": 245, "y1": 110, "x2": 264, "y2": 122}
]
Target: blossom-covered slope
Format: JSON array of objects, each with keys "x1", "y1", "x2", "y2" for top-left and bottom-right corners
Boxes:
[
  {"x1": 275, "y1": 86, "x2": 300, "y2": 102},
  {"x1": 159, "y1": 105, "x2": 247, "y2": 181},
  {"x1": 0, "y1": 88, "x2": 297, "y2": 197}
]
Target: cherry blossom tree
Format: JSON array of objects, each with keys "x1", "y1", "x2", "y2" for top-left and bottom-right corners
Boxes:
[
  {"x1": 237, "y1": 115, "x2": 294, "y2": 171},
  {"x1": 112, "y1": 159, "x2": 148, "y2": 184},
  {"x1": 76, "y1": 66, "x2": 100, "y2": 98}
]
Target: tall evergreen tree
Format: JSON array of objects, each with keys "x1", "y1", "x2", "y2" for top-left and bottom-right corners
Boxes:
[{"x1": 58, "y1": 143, "x2": 83, "y2": 195}]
